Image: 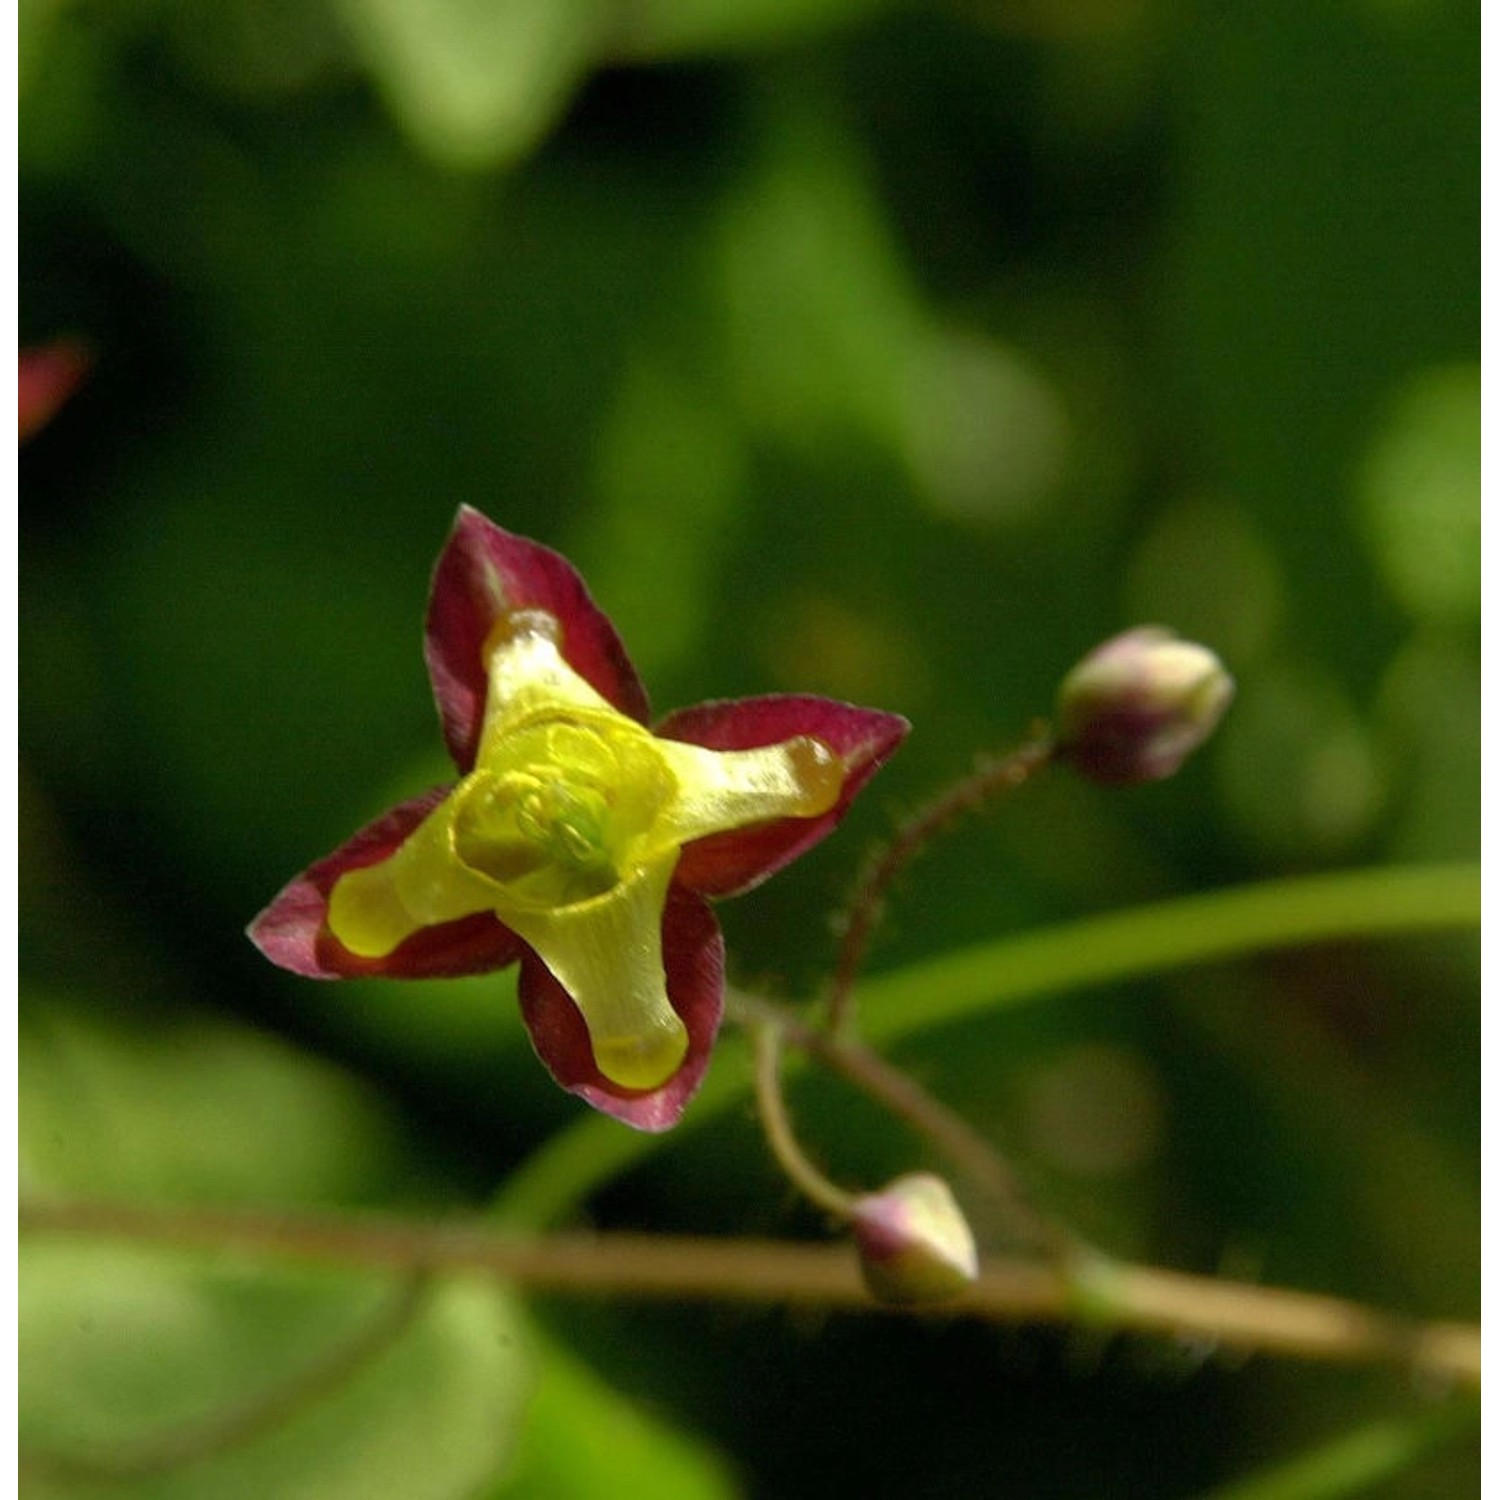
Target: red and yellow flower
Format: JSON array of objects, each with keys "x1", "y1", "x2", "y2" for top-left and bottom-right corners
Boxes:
[{"x1": 250, "y1": 508, "x2": 906, "y2": 1130}]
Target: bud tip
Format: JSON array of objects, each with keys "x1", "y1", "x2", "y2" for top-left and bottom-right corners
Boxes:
[
  {"x1": 851, "y1": 1173, "x2": 979, "y2": 1306},
  {"x1": 1055, "y1": 627, "x2": 1234, "y2": 786}
]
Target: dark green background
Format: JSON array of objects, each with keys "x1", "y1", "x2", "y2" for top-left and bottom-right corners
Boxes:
[{"x1": 20, "y1": 1, "x2": 1478, "y2": 1496}]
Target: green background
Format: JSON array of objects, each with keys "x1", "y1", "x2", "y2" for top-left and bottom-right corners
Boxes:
[{"x1": 20, "y1": 0, "x2": 1478, "y2": 1495}]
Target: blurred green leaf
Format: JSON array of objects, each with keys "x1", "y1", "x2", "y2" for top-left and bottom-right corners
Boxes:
[
  {"x1": 331, "y1": 0, "x2": 606, "y2": 169},
  {"x1": 1216, "y1": 662, "x2": 1388, "y2": 860},
  {"x1": 165, "y1": 0, "x2": 353, "y2": 98},
  {"x1": 492, "y1": 1322, "x2": 740, "y2": 1500},
  {"x1": 897, "y1": 325, "x2": 1073, "y2": 527},
  {"x1": 21, "y1": 1003, "x2": 530, "y2": 1497},
  {"x1": 1125, "y1": 496, "x2": 1286, "y2": 671},
  {"x1": 18, "y1": 0, "x2": 64, "y2": 96},
  {"x1": 22, "y1": 1254, "x2": 527, "y2": 1500},
  {"x1": 1357, "y1": 363, "x2": 1480, "y2": 629},
  {"x1": 615, "y1": 0, "x2": 885, "y2": 60},
  {"x1": 716, "y1": 87, "x2": 924, "y2": 454},
  {"x1": 1375, "y1": 636, "x2": 1479, "y2": 860},
  {"x1": 573, "y1": 353, "x2": 748, "y2": 678},
  {"x1": 20, "y1": 999, "x2": 407, "y2": 1205},
  {"x1": 1171, "y1": 0, "x2": 1477, "y2": 675}
]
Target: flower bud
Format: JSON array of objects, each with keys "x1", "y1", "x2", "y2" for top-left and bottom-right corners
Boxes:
[
  {"x1": 1055, "y1": 627, "x2": 1234, "y2": 786},
  {"x1": 851, "y1": 1173, "x2": 979, "y2": 1306}
]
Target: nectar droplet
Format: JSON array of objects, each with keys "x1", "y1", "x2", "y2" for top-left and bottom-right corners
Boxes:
[
  {"x1": 484, "y1": 607, "x2": 562, "y2": 659},
  {"x1": 782, "y1": 736, "x2": 845, "y2": 816}
]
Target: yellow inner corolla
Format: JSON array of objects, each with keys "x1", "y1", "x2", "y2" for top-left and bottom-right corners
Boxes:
[{"x1": 328, "y1": 609, "x2": 846, "y2": 1091}]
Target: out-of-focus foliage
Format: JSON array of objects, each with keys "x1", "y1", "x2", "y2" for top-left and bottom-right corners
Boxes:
[
  {"x1": 20, "y1": 0, "x2": 1476, "y2": 1494},
  {"x1": 20, "y1": 1001, "x2": 529, "y2": 1500},
  {"x1": 492, "y1": 1325, "x2": 739, "y2": 1500}
]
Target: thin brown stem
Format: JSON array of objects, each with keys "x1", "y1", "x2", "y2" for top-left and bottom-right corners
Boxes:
[
  {"x1": 19, "y1": 1198, "x2": 1480, "y2": 1388},
  {"x1": 751, "y1": 1021, "x2": 858, "y2": 1218},
  {"x1": 730, "y1": 988, "x2": 1074, "y2": 1258},
  {"x1": 827, "y1": 729, "x2": 1054, "y2": 1036}
]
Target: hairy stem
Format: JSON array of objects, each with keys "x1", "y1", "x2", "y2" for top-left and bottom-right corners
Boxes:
[
  {"x1": 826, "y1": 730, "x2": 1054, "y2": 1034},
  {"x1": 20, "y1": 1198, "x2": 1480, "y2": 1388}
]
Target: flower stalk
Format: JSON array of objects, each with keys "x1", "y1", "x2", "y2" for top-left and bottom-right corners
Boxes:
[
  {"x1": 826, "y1": 729, "x2": 1054, "y2": 1036},
  {"x1": 20, "y1": 1198, "x2": 1480, "y2": 1388},
  {"x1": 730, "y1": 987, "x2": 1068, "y2": 1256},
  {"x1": 751, "y1": 1021, "x2": 857, "y2": 1219}
]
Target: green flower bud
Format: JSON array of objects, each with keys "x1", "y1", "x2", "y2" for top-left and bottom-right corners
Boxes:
[
  {"x1": 1055, "y1": 627, "x2": 1234, "y2": 786},
  {"x1": 851, "y1": 1173, "x2": 979, "y2": 1306}
]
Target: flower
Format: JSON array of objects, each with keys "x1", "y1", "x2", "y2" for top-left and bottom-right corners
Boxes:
[
  {"x1": 850, "y1": 1173, "x2": 979, "y2": 1305},
  {"x1": 1055, "y1": 626, "x2": 1234, "y2": 786},
  {"x1": 250, "y1": 508, "x2": 908, "y2": 1131}
]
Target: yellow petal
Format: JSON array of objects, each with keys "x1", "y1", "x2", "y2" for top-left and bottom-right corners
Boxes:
[
  {"x1": 654, "y1": 735, "x2": 845, "y2": 845},
  {"x1": 477, "y1": 612, "x2": 619, "y2": 757},
  {"x1": 500, "y1": 852, "x2": 688, "y2": 1091},
  {"x1": 328, "y1": 800, "x2": 494, "y2": 957}
]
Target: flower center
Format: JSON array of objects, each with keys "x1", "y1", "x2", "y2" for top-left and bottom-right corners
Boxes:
[{"x1": 449, "y1": 718, "x2": 673, "y2": 910}]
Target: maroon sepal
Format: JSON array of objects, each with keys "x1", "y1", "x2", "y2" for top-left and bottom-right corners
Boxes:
[
  {"x1": 247, "y1": 788, "x2": 525, "y2": 980},
  {"x1": 424, "y1": 506, "x2": 650, "y2": 772},
  {"x1": 516, "y1": 889, "x2": 725, "y2": 1132},
  {"x1": 19, "y1": 339, "x2": 92, "y2": 443},
  {"x1": 657, "y1": 696, "x2": 910, "y2": 897}
]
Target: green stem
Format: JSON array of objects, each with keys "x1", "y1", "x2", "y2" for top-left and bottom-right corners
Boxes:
[
  {"x1": 854, "y1": 861, "x2": 1479, "y2": 1049},
  {"x1": 750, "y1": 1023, "x2": 857, "y2": 1218},
  {"x1": 1194, "y1": 1401, "x2": 1478, "y2": 1500},
  {"x1": 491, "y1": 863, "x2": 1478, "y2": 1230}
]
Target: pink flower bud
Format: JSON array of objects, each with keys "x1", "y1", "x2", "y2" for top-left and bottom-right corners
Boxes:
[
  {"x1": 1056, "y1": 627, "x2": 1234, "y2": 786},
  {"x1": 851, "y1": 1173, "x2": 979, "y2": 1306}
]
